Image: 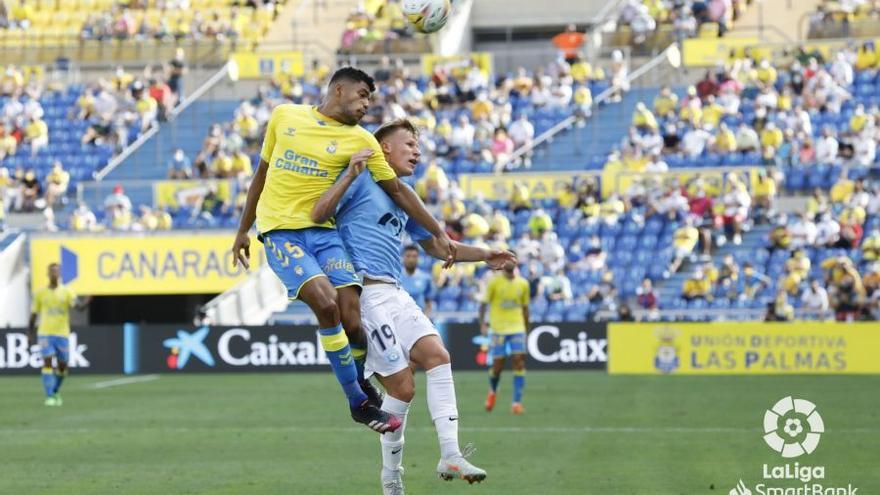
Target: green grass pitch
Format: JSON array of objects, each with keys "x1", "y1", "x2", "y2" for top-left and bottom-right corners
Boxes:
[{"x1": 1, "y1": 371, "x2": 878, "y2": 494}]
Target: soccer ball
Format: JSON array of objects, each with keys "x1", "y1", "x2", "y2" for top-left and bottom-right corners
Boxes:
[{"x1": 403, "y1": 0, "x2": 452, "y2": 34}]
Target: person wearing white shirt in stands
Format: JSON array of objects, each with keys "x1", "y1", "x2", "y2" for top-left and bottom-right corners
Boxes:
[
  {"x1": 645, "y1": 152, "x2": 669, "y2": 173},
  {"x1": 801, "y1": 279, "x2": 830, "y2": 318},
  {"x1": 815, "y1": 127, "x2": 839, "y2": 164},
  {"x1": 508, "y1": 113, "x2": 535, "y2": 149},
  {"x1": 449, "y1": 115, "x2": 475, "y2": 150},
  {"x1": 852, "y1": 130, "x2": 876, "y2": 168},
  {"x1": 789, "y1": 212, "x2": 818, "y2": 249},
  {"x1": 735, "y1": 123, "x2": 760, "y2": 152},
  {"x1": 682, "y1": 125, "x2": 714, "y2": 158},
  {"x1": 815, "y1": 213, "x2": 841, "y2": 247},
  {"x1": 639, "y1": 128, "x2": 664, "y2": 156}
]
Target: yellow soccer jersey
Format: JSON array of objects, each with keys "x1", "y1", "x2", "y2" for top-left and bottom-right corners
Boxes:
[
  {"x1": 256, "y1": 104, "x2": 397, "y2": 233},
  {"x1": 484, "y1": 275, "x2": 530, "y2": 334},
  {"x1": 32, "y1": 286, "x2": 76, "y2": 337}
]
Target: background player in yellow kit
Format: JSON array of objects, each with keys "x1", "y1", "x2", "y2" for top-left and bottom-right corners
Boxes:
[
  {"x1": 28, "y1": 263, "x2": 91, "y2": 406},
  {"x1": 479, "y1": 264, "x2": 530, "y2": 414}
]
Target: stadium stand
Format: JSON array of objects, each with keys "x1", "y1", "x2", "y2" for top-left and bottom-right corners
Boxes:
[
  {"x1": 0, "y1": 0, "x2": 285, "y2": 47},
  {"x1": 0, "y1": 63, "x2": 176, "y2": 228}
]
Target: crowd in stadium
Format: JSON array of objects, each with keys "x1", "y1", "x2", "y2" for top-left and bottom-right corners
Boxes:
[
  {"x1": 339, "y1": 0, "x2": 422, "y2": 54},
  {"x1": 3, "y1": 3, "x2": 880, "y2": 321},
  {"x1": 616, "y1": 0, "x2": 750, "y2": 42},
  {"x1": 0, "y1": 61, "x2": 183, "y2": 228},
  {"x1": 0, "y1": 0, "x2": 283, "y2": 45}
]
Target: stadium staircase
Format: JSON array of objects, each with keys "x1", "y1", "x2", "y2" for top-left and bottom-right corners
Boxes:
[
  {"x1": 528, "y1": 87, "x2": 661, "y2": 171},
  {"x1": 654, "y1": 223, "x2": 773, "y2": 309}
]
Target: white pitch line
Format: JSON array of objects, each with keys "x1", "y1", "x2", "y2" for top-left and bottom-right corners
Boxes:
[
  {"x1": 89, "y1": 375, "x2": 160, "y2": 389},
  {"x1": 2, "y1": 425, "x2": 877, "y2": 435}
]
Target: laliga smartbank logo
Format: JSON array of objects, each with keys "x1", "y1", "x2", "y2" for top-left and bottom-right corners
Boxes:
[
  {"x1": 763, "y1": 396, "x2": 823, "y2": 458},
  {"x1": 729, "y1": 396, "x2": 858, "y2": 495}
]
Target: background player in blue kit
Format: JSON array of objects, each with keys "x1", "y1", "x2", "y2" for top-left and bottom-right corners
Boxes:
[
  {"x1": 311, "y1": 119, "x2": 516, "y2": 494},
  {"x1": 400, "y1": 245, "x2": 433, "y2": 318}
]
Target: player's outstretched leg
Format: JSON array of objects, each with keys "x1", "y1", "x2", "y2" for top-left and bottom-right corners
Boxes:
[
  {"x1": 338, "y1": 286, "x2": 383, "y2": 407},
  {"x1": 427, "y1": 363, "x2": 487, "y2": 483},
  {"x1": 410, "y1": 337, "x2": 487, "y2": 484},
  {"x1": 300, "y1": 280, "x2": 400, "y2": 433}
]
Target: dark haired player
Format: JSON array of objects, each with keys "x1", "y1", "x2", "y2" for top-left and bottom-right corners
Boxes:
[{"x1": 231, "y1": 68, "x2": 455, "y2": 433}]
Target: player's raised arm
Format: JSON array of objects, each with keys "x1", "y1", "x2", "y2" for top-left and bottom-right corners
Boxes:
[
  {"x1": 310, "y1": 148, "x2": 372, "y2": 224},
  {"x1": 363, "y1": 129, "x2": 458, "y2": 265},
  {"x1": 417, "y1": 237, "x2": 516, "y2": 269}
]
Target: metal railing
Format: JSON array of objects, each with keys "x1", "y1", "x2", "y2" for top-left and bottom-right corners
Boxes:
[
  {"x1": 91, "y1": 61, "x2": 233, "y2": 182},
  {"x1": 499, "y1": 43, "x2": 682, "y2": 171}
]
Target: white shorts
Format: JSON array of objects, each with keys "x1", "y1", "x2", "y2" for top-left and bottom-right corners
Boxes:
[{"x1": 361, "y1": 283, "x2": 439, "y2": 378}]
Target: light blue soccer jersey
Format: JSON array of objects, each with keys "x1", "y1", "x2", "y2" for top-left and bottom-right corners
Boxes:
[
  {"x1": 336, "y1": 174, "x2": 433, "y2": 283},
  {"x1": 401, "y1": 269, "x2": 433, "y2": 309}
]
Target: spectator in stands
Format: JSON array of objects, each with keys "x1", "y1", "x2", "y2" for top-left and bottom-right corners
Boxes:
[
  {"x1": 508, "y1": 112, "x2": 534, "y2": 149},
  {"x1": 712, "y1": 122, "x2": 737, "y2": 153},
  {"x1": 682, "y1": 268, "x2": 712, "y2": 301},
  {"x1": 816, "y1": 126, "x2": 839, "y2": 164},
  {"x1": 716, "y1": 253, "x2": 740, "y2": 298},
  {"x1": 768, "y1": 215, "x2": 792, "y2": 253},
  {"x1": 644, "y1": 152, "x2": 669, "y2": 173},
  {"x1": 668, "y1": 216, "x2": 699, "y2": 274},
  {"x1": 510, "y1": 182, "x2": 532, "y2": 214},
  {"x1": 831, "y1": 268, "x2": 867, "y2": 322},
  {"x1": 148, "y1": 77, "x2": 174, "y2": 120},
  {"x1": 81, "y1": 114, "x2": 117, "y2": 148},
  {"x1": 609, "y1": 50, "x2": 629, "y2": 103},
  {"x1": 104, "y1": 183, "x2": 131, "y2": 213},
  {"x1": 587, "y1": 270, "x2": 618, "y2": 317},
  {"x1": 69, "y1": 202, "x2": 99, "y2": 232},
  {"x1": 632, "y1": 102, "x2": 658, "y2": 131},
  {"x1": 551, "y1": 24, "x2": 584, "y2": 64},
  {"x1": 44, "y1": 161, "x2": 70, "y2": 208},
  {"x1": 167, "y1": 148, "x2": 193, "y2": 179},
  {"x1": 538, "y1": 268, "x2": 574, "y2": 303},
  {"x1": 539, "y1": 231, "x2": 565, "y2": 273},
  {"x1": 836, "y1": 209, "x2": 864, "y2": 249},
  {"x1": 449, "y1": 115, "x2": 475, "y2": 156},
  {"x1": 0, "y1": 122, "x2": 17, "y2": 161},
  {"x1": 789, "y1": 212, "x2": 818, "y2": 249},
  {"x1": 24, "y1": 115, "x2": 48, "y2": 157},
  {"x1": 816, "y1": 212, "x2": 842, "y2": 247},
  {"x1": 751, "y1": 170, "x2": 777, "y2": 223},
  {"x1": 653, "y1": 85, "x2": 678, "y2": 118},
  {"x1": 735, "y1": 122, "x2": 759, "y2": 153},
  {"x1": 636, "y1": 277, "x2": 659, "y2": 314},
  {"x1": 490, "y1": 127, "x2": 514, "y2": 172},
  {"x1": 766, "y1": 289, "x2": 794, "y2": 322},
  {"x1": 740, "y1": 262, "x2": 771, "y2": 300},
  {"x1": 717, "y1": 179, "x2": 750, "y2": 245},
  {"x1": 801, "y1": 279, "x2": 831, "y2": 319},
  {"x1": 19, "y1": 170, "x2": 40, "y2": 212}
]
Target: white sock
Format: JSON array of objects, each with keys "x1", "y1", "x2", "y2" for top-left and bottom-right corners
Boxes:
[
  {"x1": 379, "y1": 395, "x2": 410, "y2": 474},
  {"x1": 426, "y1": 363, "x2": 461, "y2": 459}
]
